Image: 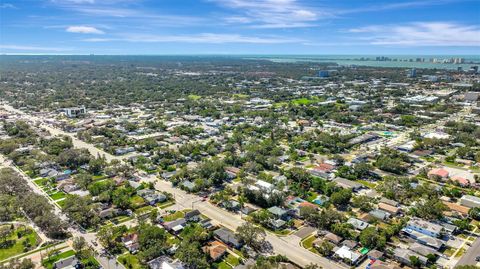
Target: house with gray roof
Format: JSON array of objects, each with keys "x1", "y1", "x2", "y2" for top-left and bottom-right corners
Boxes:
[
  {"x1": 347, "y1": 218, "x2": 369, "y2": 231},
  {"x1": 333, "y1": 177, "x2": 363, "y2": 192},
  {"x1": 268, "y1": 206, "x2": 289, "y2": 220},
  {"x1": 214, "y1": 228, "x2": 243, "y2": 249},
  {"x1": 393, "y1": 248, "x2": 427, "y2": 266}
]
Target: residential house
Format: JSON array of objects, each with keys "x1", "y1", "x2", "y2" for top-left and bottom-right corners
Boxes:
[
  {"x1": 460, "y1": 195, "x2": 480, "y2": 208},
  {"x1": 161, "y1": 171, "x2": 177, "y2": 180},
  {"x1": 185, "y1": 209, "x2": 201, "y2": 222},
  {"x1": 269, "y1": 219, "x2": 287, "y2": 230},
  {"x1": 324, "y1": 232, "x2": 343, "y2": 245},
  {"x1": 147, "y1": 256, "x2": 184, "y2": 269},
  {"x1": 240, "y1": 206, "x2": 256, "y2": 215},
  {"x1": 368, "y1": 209, "x2": 390, "y2": 221},
  {"x1": 267, "y1": 206, "x2": 289, "y2": 220},
  {"x1": 163, "y1": 219, "x2": 187, "y2": 234},
  {"x1": 309, "y1": 163, "x2": 335, "y2": 179},
  {"x1": 122, "y1": 233, "x2": 140, "y2": 253},
  {"x1": 98, "y1": 208, "x2": 116, "y2": 219},
  {"x1": 53, "y1": 256, "x2": 81, "y2": 269},
  {"x1": 333, "y1": 177, "x2": 363, "y2": 192},
  {"x1": 221, "y1": 200, "x2": 241, "y2": 211},
  {"x1": 409, "y1": 242, "x2": 439, "y2": 257},
  {"x1": 63, "y1": 106, "x2": 86, "y2": 118},
  {"x1": 225, "y1": 167, "x2": 240, "y2": 179},
  {"x1": 144, "y1": 193, "x2": 167, "y2": 206},
  {"x1": 181, "y1": 181, "x2": 196, "y2": 192},
  {"x1": 203, "y1": 241, "x2": 227, "y2": 262},
  {"x1": 342, "y1": 240, "x2": 358, "y2": 249},
  {"x1": 405, "y1": 219, "x2": 444, "y2": 238},
  {"x1": 199, "y1": 219, "x2": 214, "y2": 230},
  {"x1": 393, "y1": 248, "x2": 427, "y2": 266},
  {"x1": 402, "y1": 229, "x2": 444, "y2": 250},
  {"x1": 428, "y1": 168, "x2": 449, "y2": 180},
  {"x1": 334, "y1": 246, "x2": 363, "y2": 266},
  {"x1": 450, "y1": 176, "x2": 470, "y2": 186},
  {"x1": 347, "y1": 218, "x2": 369, "y2": 231},
  {"x1": 367, "y1": 250, "x2": 384, "y2": 261},
  {"x1": 377, "y1": 202, "x2": 400, "y2": 215},
  {"x1": 443, "y1": 201, "x2": 470, "y2": 217},
  {"x1": 214, "y1": 228, "x2": 243, "y2": 249},
  {"x1": 379, "y1": 197, "x2": 399, "y2": 207}
]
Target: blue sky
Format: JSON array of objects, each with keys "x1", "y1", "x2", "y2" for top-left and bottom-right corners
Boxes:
[{"x1": 1, "y1": 0, "x2": 479, "y2": 54}]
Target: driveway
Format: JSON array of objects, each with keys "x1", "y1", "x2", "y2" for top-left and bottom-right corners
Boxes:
[{"x1": 294, "y1": 226, "x2": 316, "y2": 239}]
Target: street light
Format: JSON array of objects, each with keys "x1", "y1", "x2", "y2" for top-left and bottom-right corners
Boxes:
[{"x1": 192, "y1": 199, "x2": 201, "y2": 209}]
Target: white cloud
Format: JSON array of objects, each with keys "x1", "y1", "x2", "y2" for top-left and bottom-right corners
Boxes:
[
  {"x1": 211, "y1": 0, "x2": 324, "y2": 28},
  {"x1": 83, "y1": 33, "x2": 302, "y2": 44},
  {"x1": 0, "y1": 3, "x2": 15, "y2": 8},
  {"x1": 348, "y1": 22, "x2": 480, "y2": 46},
  {"x1": 66, "y1": 25, "x2": 104, "y2": 34},
  {"x1": 0, "y1": 44, "x2": 73, "y2": 52}
]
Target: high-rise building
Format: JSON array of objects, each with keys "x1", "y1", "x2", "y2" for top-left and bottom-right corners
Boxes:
[
  {"x1": 408, "y1": 68, "x2": 416, "y2": 78},
  {"x1": 318, "y1": 70, "x2": 329, "y2": 78}
]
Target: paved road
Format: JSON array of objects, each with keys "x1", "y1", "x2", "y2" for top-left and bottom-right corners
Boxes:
[
  {"x1": 1, "y1": 104, "x2": 122, "y2": 162},
  {"x1": 0, "y1": 155, "x2": 124, "y2": 269},
  {"x1": 2, "y1": 105, "x2": 344, "y2": 268},
  {"x1": 151, "y1": 176, "x2": 346, "y2": 269},
  {"x1": 455, "y1": 235, "x2": 480, "y2": 267}
]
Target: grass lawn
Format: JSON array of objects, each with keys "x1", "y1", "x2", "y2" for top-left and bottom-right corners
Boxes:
[
  {"x1": 306, "y1": 192, "x2": 318, "y2": 202},
  {"x1": 130, "y1": 195, "x2": 145, "y2": 208},
  {"x1": 157, "y1": 200, "x2": 175, "y2": 209},
  {"x1": 224, "y1": 254, "x2": 240, "y2": 266},
  {"x1": 167, "y1": 234, "x2": 180, "y2": 246},
  {"x1": 57, "y1": 200, "x2": 66, "y2": 208},
  {"x1": 81, "y1": 256, "x2": 101, "y2": 268},
  {"x1": 443, "y1": 161, "x2": 467, "y2": 169},
  {"x1": 357, "y1": 180, "x2": 376, "y2": 188},
  {"x1": 232, "y1": 94, "x2": 249, "y2": 99},
  {"x1": 0, "y1": 226, "x2": 40, "y2": 261},
  {"x1": 301, "y1": 235, "x2": 316, "y2": 249},
  {"x1": 270, "y1": 229, "x2": 291, "y2": 236},
  {"x1": 443, "y1": 247, "x2": 456, "y2": 257},
  {"x1": 455, "y1": 247, "x2": 466, "y2": 258},
  {"x1": 92, "y1": 174, "x2": 107, "y2": 180},
  {"x1": 118, "y1": 253, "x2": 146, "y2": 269},
  {"x1": 134, "y1": 206, "x2": 153, "y2": 215},
  {"x1": 49, "y1": 191, "x2": 66, "y2": 201},
  {"x1": 232, "y1": 248, "x2": 244, "y2": 258},
  {"x1": 163, "y1": 211, "x2": 185, "y2": 222},
  {"x1": 292, "y1": 98, "x2": 316, "y2": 106},
  {"x1": 110, "y1": 215, "x2": 133, "y2": 225},
  {"x1": 217, "y1": 261, "x2": 232, "y2": 269},
  {"x1": 41, "y1": 249, "x2": 75, "y2": 269},
  {"x1": 33, "y1": 178, "x2": 49, "y2": 186},
  {"x1": 188, "y1": 94, "x2": 202, "y2": 100},
  {"x1": 470, "y1": 166, "x2": 480, "y2": 173}
]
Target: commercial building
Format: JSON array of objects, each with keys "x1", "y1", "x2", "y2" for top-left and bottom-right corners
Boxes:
[
  {"x1": 63, "y1": 106, "x2": 86, "y2": 118},
  {"x1": 460, "y1": 195, "x2": 480, "y2": 208}
]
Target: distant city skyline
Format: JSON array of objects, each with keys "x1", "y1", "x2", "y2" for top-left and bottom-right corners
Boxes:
[{"x1": 1, "y1": 0, "x2": 480, "y2": 55}]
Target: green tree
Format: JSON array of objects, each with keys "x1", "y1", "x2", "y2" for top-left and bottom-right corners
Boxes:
[
  {"x1": 174, "y1": 241, "x2": 209, "y2": 269},
  {"x1": 137, "y1": 223, "x2": 168, "y2": 262},
  {"x1": 359, "y1": 227, "x2": 386, "y2": 250},
  {"x1": 235, "y1": 223, "x2": 266, "y2": 252},
  {"x1": 330, "y1": 189, "x2": 352, "y2": 207},
  {"x1": 315, "y1": 240, "x2": 334, "y2": 257}
]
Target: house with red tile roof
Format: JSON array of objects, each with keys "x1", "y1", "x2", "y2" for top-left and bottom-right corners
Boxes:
[
  {"x1": 203, "y1": 241, "x2": 227, "y2": 261},
  {"x1": 450, "y1": 176, "x2": 470, "y2": 186},
  {"x1": 428, "y1": 168, "x2": 449, "y2": 179}
]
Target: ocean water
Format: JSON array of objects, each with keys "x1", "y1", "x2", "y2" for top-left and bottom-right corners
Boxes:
[{"x1": 243, "y1": 55, "x2": 480, "y2": 70}]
